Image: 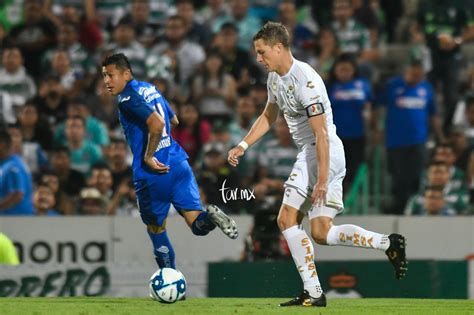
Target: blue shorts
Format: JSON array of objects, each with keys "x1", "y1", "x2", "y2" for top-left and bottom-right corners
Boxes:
[{"x1": 134, "y1": 159, "x2": 201, "y2": 227}]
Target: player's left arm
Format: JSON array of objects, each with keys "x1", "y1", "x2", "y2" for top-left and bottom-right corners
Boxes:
[
  {"x1": 308, "y1": 114, "x2": 330, "y2": 206},
  {"x1": 300, "y1": 72, "x2": 329, "y2": 206},
  {"x1": 144, "y1": 112, "x2": 170, "y2": 173}
]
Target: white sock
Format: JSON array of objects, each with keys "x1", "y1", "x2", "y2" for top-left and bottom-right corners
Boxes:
[
  {"x1": 326, "y1": 224, "x2": 389, "y2": 251},
  {"x1": 282, "y1": 225, "x2": 322, "y2": 297}
]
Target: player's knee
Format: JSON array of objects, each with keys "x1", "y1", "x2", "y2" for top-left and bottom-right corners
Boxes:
[
  {"x1": 311, "y1": 230, "x2": 328, "y2": 245},
  {"x1": 311, "y1": 218, "x2": 331, "y2": 245},
  {"x1": 277, "y1": 205, "x2": 298, "y2": 231}
]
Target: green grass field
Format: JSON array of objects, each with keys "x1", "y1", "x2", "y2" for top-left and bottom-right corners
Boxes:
[{"x1": 0, "y1": 298, "x2": 473, "y2": 315}]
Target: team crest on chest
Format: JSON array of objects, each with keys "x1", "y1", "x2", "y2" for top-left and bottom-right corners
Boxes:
[{"x1": 286, "y1": 85, "x2": 295, "y2": 101}]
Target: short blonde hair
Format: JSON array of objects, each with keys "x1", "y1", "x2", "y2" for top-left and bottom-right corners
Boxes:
[{"x1": 253, "y1": 21, "x2": 290, "y2": 48}]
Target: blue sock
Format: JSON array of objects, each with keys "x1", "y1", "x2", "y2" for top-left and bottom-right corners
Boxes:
[
  {"x1": 147, "y1": 230, "x2": 176, "y2": 269},
  {"x1": 191, "y1": 211, "x2": 216, "y2": 236}
]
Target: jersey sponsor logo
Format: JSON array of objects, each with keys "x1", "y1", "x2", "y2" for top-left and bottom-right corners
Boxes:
[
  {"x1": 395, "y1": 96, "x2": 426, "y2": 109},
  {"x1": 120, "y1": 96, "x2": 131, "y2": 103},
  {"x1": 334, "y1": 89, "x2": 365, "y2": 100},
  {"x1": 305, "y1": 103, "x2": 324, "y2": 117},
  {"x1": 306, "y1": 81, "x2": 315, "y2": 89},
  {"x1": 139, "y1": 86, "x2": 161, "y2": 103}
]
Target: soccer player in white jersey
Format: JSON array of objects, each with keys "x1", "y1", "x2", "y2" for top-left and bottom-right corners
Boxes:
[{"x1": 228, "y1": 22, "x2": 407, "y2": 307}]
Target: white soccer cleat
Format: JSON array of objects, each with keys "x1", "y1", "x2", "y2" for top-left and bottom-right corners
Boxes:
[{"x1": 206, "y1": 204, "x2": 239, "y2": 239}]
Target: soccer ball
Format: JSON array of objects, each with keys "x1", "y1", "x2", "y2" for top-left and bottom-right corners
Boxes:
[{"x1": 149, "y1": 268, "x2": 187, "y2": 303}]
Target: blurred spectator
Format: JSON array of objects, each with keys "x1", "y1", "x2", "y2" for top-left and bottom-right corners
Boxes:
[
  {"x1": 50, "y1": 49, "x2": 84, "y2": 97},
  {"x1": 34, "y1": 74, "x2": 68, "y2": 128},
  {"x1": 380, "y1": 60, "x2": 444, "y2": 214},
  {"x1": 417, "y1": 161, "x2": 469, "y2": 213},
  {"x1": 79, "y1": 187, "x2": 106, "y2": 215},
  {"x1": 308, "y1": 28, "x2": 340, "y2": 81},
  {"x1": 89, "y1": 78, "x2": 120, "y2": 134},
  {"x1": 405, "y1": 185, "x2": 457, "y2": 216},
  {"x1": 198, "y1": 0, "x2": 229, "y2": 30},
  {"x1": 33, "y1": 183, "x2": 60, "y2": 216},
  {"x1": 453, "y1": 96, "x2": 474, "y2": 146},
  {"x1": 278, "y1": 0, "x2": 315, "y2": 59},
  {"x1": 176, "y1": 0, "x2": 212, "y2": 47},
  {"x1": 64, "y1": 115, "x2": 103, "y2": 175},
  {"x1": 106, "y1": 138, "x2": 132, "y2": 191},
  {"x1": 106, "y1": 178, "x2": 139, "y2": 216},
  {"x1": 212, "y1": 22, "x2": 263, "y2": 90},
  {"x1": 379, "y1": 0, "x2": 403, "y2": 43},
  {"x1": 254, "y1": 117, "x2": 297, "y2": 202},
  {"x1": 191, "y1": 50, "x2": 237, "y2": 122},
  {"x1": 453, "y1": 70, "x2": 474, "y2": 128},
  {"x1": 213, "y1": 0, "x2": 262, "y2": 51},
  {"x1": 415, "y1": 0, "x2": 474, "y2": 133},
  {"x1": 0, "y1": 129, "x2": 34, "y2": 216},
  {"x1": 327, "y1": 54, "x2": 374, "y2": 190},
  {"x1": 105, "y1": 16, "x2": 146, "y2": 80},
  {"x1": 38, "y1": 169, "x2": 74, "y2": 215},
  {"x1": 248, "y1": 82, "x2": 268, "y2": 112},
  {"x1": 88, "y1": 163, "x2": 113, "y2": 202},
  {"x1": 149, "y1": 15, "x2": 205, "y2": 98},
  {"x1": 7, "y1": 123, "x2": 49, "y2": 177},
  {"x1": 7, "y1": 0, "x2": 57, "y2": 79},
  {"x1": 0, "y1": 47, "x2": 37, "y2": 110},
  {"x1": 0, "y1": 91, "x2": 15, "y2": 125},
  {"x1": 431, "y1": 144, "x2": 465, "y2": 191},
  {"x1": 54, "y1": 100, "x2": 110, "y2": 148},
  {"x1": 197, "y1": 141, "x2": 242, "y2": 213},
  {"x1": 331, "y1": 0, "x2": 378, "y2": 63},
  {"x1": 125, "y1": 0, "x2": 160, "y2": 48},
  {"x1": 229, "y1": 95, "x2": 261, "y2": 187},
  {"x1": 43, "y1": 21, "x2": 94, "y2": 79},
  {"x1": 352, "y1": 0, "x2": 384, "y2": 46},
  {"x1": 50, "y1": 146, "x2": 86, "y2": 197},
  {"x1": 17, "y1": 101, "x2": 53, "y2": 151},
  {"x1": 171, "y1": 103, "x2": 211, "y2": 166}
]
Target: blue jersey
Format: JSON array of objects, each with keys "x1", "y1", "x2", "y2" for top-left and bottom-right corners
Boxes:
[
  {"x1": 118, "y1": 79, "x2": 188, "y2": 180},
  {"x1": 328, "y1": 78, "x2": 372, "y2": 139},
  {"x1": 382, "y1": 76, "x2": 436, "y2": 148},
  {"x1": 0, "y1": 155, "x2": 34, "y2": 215}
]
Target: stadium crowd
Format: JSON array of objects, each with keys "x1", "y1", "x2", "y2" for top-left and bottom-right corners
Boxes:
[{"x1": 0, "y1": 0, "x2": 474, "y2": 221}]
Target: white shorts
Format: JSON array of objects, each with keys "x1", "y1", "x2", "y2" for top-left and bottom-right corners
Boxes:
[{"x1": 282, "y1": 141, "x2": 346, "y2": 220}]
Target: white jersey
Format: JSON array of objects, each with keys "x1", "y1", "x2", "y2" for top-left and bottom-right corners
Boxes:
[{"x1": 266, "y1": 58, "x2": 341, "y2": 151}]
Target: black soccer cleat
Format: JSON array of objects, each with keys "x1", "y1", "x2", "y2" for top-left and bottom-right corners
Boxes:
[
  {"x1": 385, "y1": 233, "x2": 408, "y2": 279},
  {"x1": 279, "y1": 290, "x2": 326, "y2": 307},
  {"x1": 206, "y1": 204, "x2": 239, "y2": 239}
]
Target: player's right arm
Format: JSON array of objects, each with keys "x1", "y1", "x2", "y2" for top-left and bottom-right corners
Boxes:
[{"x1": 228, "y1": 101, "x2": 279, "y2": 167}]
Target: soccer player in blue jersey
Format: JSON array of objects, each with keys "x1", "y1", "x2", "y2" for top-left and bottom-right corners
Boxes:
[{"x1": 101, "y1": 53, "x2": 238, "y2": 270}]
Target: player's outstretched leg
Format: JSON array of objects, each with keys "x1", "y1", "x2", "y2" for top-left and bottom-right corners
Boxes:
[
  {"x1": 385, "y1": 233, "x2": 408, "y2": 279},
  {"x1": 323, "y1": 222, "x2": 408, "y2": 279},
  {"x1": 206, "y1": 204, "x2": 239, "y2": 239}
]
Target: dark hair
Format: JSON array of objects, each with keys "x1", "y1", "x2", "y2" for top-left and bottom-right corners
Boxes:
[
  {"x1": 0, "y1": 128, "x2": 12, "y2": 145},
  {"x1": 328, "y1": 53, "x2": 359, "y2": 85},
  {"x1": 66, "y1": 115, "x2": 86, "y2": 126},
  {"x1": 176, "y1": 0, "x2": 194, "y2": 7},
  {"x1": 465, "y1": 94, "x2": 474, "y2": 108},
  {"x1": 102, "y1": 53, "x2": 133, "y2": 74},
  {"x1": 110, "y1": 137, "x2": 127, "y2": 146},
  {"x1": 51, "y1": 145, "x2": 70, "y2": 155},
  {"x1": 220, "y1": 22, "x2": 238, "y2": 33},
  {"x1": 253, "y1": 21, "x2": 290, "y2": 48}
]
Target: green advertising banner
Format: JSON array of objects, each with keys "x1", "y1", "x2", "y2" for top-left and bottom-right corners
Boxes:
[{"x1": 208, "y1": 260, "x2": 467, "y2": 299}]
